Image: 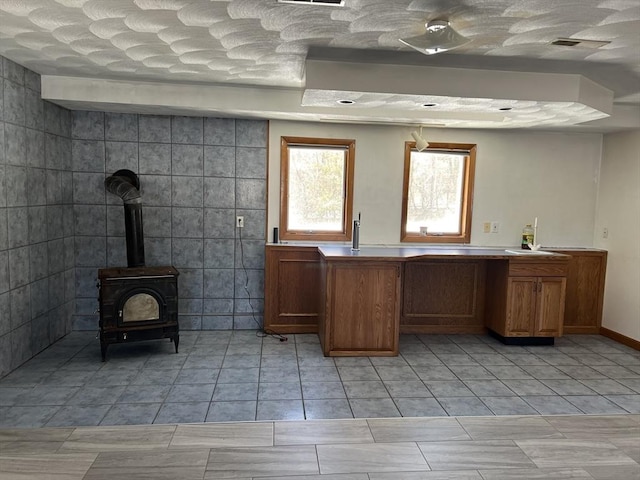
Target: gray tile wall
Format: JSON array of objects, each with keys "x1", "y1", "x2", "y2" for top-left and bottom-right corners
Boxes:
[
  {"x1": 0, "y1": 54, "x2": 267, "y2": 378},
  {"x1": 0, "y1": 57, "x2": 75, "y2": 377},
  {"x1": 70, "y1": 112, "x2": 267, "y2": 332}
]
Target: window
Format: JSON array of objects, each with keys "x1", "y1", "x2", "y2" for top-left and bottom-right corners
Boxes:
[
  {"x1": 280, "y1": 136, "x2": 355, "y2": 241},
  {"x1": 401, "y1": 142, "x2": 476, "y2": 243}
]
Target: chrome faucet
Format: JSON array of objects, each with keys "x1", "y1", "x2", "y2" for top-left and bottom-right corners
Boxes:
[{"x1": 352, "y1": 212, "x2": 361, "y2": 251}]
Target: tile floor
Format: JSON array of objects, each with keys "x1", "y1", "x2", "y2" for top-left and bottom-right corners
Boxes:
[
  {"x1": 0, "y1": 415, "x2": 638, "y2": 479},
  {"x1": 1, "y1": 331, "x2": 639, "y2": 427}
]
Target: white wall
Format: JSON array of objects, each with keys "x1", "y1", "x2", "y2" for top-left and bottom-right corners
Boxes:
[
  {"x1": 268, "y1": 121, "x2": 603, "y2": 247},
  {"x1": 595, "y1": 130, "x2": 640, "y2": 341}
]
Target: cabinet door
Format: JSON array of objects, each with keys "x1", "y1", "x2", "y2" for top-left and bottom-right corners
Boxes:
[
  {"x1": 264, "y1": 247, "x2": 320, "y2": 333},
  {"x1": 329, "y1": 263, "x2": 400, "y2": 355},
  {"x1": 506, "y1": 277, "x2": 537, "y2": 336},
  {"x1": 561, "y1": 252, "x2": 606, "y2": 333},
  {"x1": 535, "y1": 277, "x2": 566, "y2": 336}
]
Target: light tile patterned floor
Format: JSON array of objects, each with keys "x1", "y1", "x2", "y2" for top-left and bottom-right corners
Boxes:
[
  {"x1": 0, "y1": 415, "x2": 638, "y2": 479},
  {"x1": 0, "y1": 331, "x2": 639, "y2": 427}
]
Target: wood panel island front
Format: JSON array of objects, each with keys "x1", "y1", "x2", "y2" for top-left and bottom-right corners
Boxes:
[{"x1": 265, "y1": 245, "x2": 581, "y2": 356}]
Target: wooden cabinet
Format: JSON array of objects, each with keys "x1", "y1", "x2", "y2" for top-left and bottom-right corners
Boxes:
[
  {"x1": 265, "y1": 246, "x2": 576, "y2": 349},
  {"x1": 486, "y1": 259, "x2": 568, "y2": 340},
  {"x1": 536, "y1": 277, "x2": 566, "y2": 335},
  {"x1": 506, "y1": 276, "x2": 566, "y2": 337},
  {"x1": 504, "y1": 277, "x2": 536, "y2": 336},
  {"x1": 264, "y1": 246, "x2": 321, "y2": 333},
  {"x1": 548, "y1": 249, "x2": 607, "y2": 334},
  {"x1": 319, "y1": 259, "x2": 401, "y2": 356}
]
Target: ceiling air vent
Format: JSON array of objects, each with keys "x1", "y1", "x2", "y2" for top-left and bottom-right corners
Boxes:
[
  {"x1": 551, "y1": 38, "x2": 611, "y2": 49},
  {"x1": 277, "y1": 0, "x2": 345, "y2": 6}
]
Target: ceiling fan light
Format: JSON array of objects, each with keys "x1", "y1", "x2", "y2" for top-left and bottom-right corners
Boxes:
[
  {"x1": 425, "y1": 20, "x2": 449, "y2": 32},
  {"x1": 400, "y1": 20, "x2": 470, "y2": 55}
]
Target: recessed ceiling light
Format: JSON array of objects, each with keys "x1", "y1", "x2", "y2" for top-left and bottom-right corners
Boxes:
[
  {"x1": 337, "y1": 99, "x2": 355, "y2": 105},
  {"x1": 499, "y1": 107, "x2": 512, "y2": 111},
  {"x1": 422, "y1": 103, "x2": 437, "y2": 107}
]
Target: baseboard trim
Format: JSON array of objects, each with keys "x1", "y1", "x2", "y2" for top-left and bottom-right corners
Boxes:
[{"x1": 600, "y1": 327, "x2": 640, "y2": 351}]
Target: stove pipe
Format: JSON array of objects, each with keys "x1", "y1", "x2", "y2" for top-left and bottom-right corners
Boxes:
[{"x1": 105, "y1": 170, "x2": 145, "y2": 267}]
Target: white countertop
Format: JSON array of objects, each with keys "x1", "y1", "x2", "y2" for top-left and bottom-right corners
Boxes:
[{"x1": 316, "y1": 245, "x2": 569, "y2": 260}]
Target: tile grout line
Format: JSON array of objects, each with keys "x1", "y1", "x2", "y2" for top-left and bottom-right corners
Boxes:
[
  {"x1": 255, "y1": 334, "x2": 263, "y2": 421},
  {"x1": 294, "y1": 335, "x2": 309, "y2": 420},
  {"x1": 413, "y1": 438, "x2": 434, "y2": 472}
]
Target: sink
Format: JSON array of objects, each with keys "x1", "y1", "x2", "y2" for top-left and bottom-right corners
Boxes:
[{"x1": 505, "y1": 249, "x2": 554, "y2": 255}]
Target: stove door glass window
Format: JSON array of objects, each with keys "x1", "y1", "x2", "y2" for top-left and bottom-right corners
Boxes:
[{"x1": 122, "y1": 293, "x2": 159, "y2": 322}]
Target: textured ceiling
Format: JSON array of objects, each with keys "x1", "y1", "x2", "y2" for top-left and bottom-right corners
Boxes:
[
  {"x1": 302, "y1": 90, "x2": 609, "y2": 129},
  {"x1": 1, "y1": 0, "x2": 639, "y2": 130}
]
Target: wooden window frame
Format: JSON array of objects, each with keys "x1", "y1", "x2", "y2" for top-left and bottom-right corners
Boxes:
[
  {"x1": 280, "y1": 136, "x2": 355, "y2": 242},
  {"x1": 401, "y1": 142, "x2": 476, "y2": 244}
]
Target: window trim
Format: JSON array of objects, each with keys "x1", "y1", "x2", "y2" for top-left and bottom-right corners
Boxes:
[
  {"x1": 280, "y1": 136, "x2": 355, "y2": 241},
  {"x1": 401, "y1": 141, "x2": 477, "y2": 244}
]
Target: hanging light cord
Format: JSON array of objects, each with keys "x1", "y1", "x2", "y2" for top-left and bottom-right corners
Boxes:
[{"x1": 238, "y1": 226, "x2": 288, "y2": 342}]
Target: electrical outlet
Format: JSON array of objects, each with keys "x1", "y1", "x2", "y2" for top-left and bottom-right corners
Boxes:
[
  {"x1": 602, "y1": 227, "x2": 608, "y2": 238},
  {"x1": 236, "y1": 216, "x2": 244, "y2": 228},
  {"x1": 491, "y1": 221, "x2": 500, "y2": 233},
  {"x1": 483, "y1": 222, "x2": 491, "y2": 233}
]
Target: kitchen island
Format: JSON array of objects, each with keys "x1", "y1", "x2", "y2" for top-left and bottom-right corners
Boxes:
[
  {"x1": 316, "y1": 246, "x2": 569, "y2": 356},
  {"x1": 265, "y1": 244, "x2": 577, "y2": 356}
]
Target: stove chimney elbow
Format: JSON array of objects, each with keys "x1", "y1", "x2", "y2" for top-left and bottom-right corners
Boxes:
[
  {"x1": 105, "y1": 170, "x2": 141, "y2": 203},
  {"x1": 105, "y1": 169, "x2": 145, "y2": 268}
]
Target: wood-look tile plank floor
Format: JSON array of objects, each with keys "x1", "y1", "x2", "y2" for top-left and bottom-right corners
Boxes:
[{"x1": 0, "y1": 414, "x2": 638, "y2": 479}]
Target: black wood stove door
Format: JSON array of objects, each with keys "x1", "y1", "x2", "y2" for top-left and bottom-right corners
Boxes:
[{"x1": 118, "y1": 289, "x2": 164, "y2": 325}]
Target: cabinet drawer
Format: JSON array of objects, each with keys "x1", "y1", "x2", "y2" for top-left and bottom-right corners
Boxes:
[{"x1": 508, "y1": 262, "x2": 568, "y2": 277}]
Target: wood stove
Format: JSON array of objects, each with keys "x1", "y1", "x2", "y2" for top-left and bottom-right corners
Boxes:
[
  {"x1": 98, "y1": 266, "x2": 179, "y2": 361},
  {"x1": 98, "y1": 170, "x2": 179, "y2": 361}
]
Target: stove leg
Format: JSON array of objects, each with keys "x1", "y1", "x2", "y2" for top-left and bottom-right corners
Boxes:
[
  {"x1": 173, "y1": 335, "x2": 179, "y2": 354},
  {"x1": 101, "y1": 342, "x2": 108, "y2": 362}
]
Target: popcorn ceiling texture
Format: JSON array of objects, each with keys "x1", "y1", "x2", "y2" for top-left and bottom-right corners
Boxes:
[
  {"x1": 302, "y1": 90, "x2": 608, "y2": 128},
  {"x1": 0, "y1": 0, "x2": 638, "y2": 89}
]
